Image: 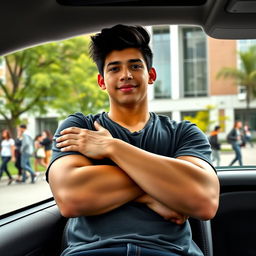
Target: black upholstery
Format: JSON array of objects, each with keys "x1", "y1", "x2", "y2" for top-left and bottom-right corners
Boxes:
[
  {"x1": 189, "y1": 218, "x2": 213, "y2": 256},
  {"x1": 211, "y1": 191, "x2": 256, "y2": 256}
]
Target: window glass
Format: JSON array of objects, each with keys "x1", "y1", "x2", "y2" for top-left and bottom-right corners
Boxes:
[
  {"x1": 182, "y1": 27, "x2": 207, "y2": 97},
  {"x1": 152, "y1": 26, "x2": 171, "y2": 99},
  {"x1": 0, "y1": 27, "x2": 255, "y2": 217}
]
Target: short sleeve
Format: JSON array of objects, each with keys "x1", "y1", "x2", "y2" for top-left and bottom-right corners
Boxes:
[
  {"x1": 174, "y1": 121, "x2": 215, "y2": 171},
  {"x1": 45, "y1": 113, "x2": 94, "y2": 182}
]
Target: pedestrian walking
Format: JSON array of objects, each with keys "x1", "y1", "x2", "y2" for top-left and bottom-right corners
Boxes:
[
  {"x1": 244, "y1": 123, "x2": 254, "y2": 148},
  {"x1": 34, "y1": 134, "x2": 47, "y2": 172},
  {"x1": 19, "y1": 124, "x2": 37, "y2": 184},
  {"x1": 0, "y1": 129, "x2": 15, "y2": 185},
  {"x1": 14, "y1": 127, "x2": 23, "y2": 183},
  {"x1": 227, "y1": 121, "x2": 245, "y2": 166},
  {"x1": 40, "y1": 130, "x2": 53, "y2": 167},
  {"x1": 209, "y1": 125, "x2": 221, "y2": 166}
]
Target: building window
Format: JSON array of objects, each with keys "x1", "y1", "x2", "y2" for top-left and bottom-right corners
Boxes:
[
  {"x1": 36, "y1": 117, "x2": 58, "y2": 136},
  {"x1": 152, "y1": 26, "x2": 171, "y2": 99},
  {"x1": 182, "y1": 27, "x2": 207, "y2": 97},
  {"x1": 238, "y1": 39, "x2": 256, "y2": 52}
]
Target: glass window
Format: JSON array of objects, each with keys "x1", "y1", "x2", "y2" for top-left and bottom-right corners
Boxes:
[
  {"x1": 152, "y1": 26, "x2": 171, "y2": 99},
  {"x1": 1, "y1": 26, "x2": 256, "y2": 218},
  {"x1": 238, "y1": 39, "x2": 256, "y2": 52},
  {"x1": 182, "y1": 27, "x2": 207, "y2": 97}
]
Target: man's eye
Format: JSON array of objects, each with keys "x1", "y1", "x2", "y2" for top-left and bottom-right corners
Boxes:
[
  {"x1": 131, "y1": 64, "x2": 143, "y2": 70},
  {"x1": 108, "y1": 67, "x2": 119, "y2": 72}
]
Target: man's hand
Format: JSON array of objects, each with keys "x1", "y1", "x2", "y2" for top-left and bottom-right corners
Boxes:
[
  {"x1": 56, "y1": 121, "x2": 113, "y2": 159},
  {"x1": 135, "y1": 194, "x2": 189, "y2": 225}
]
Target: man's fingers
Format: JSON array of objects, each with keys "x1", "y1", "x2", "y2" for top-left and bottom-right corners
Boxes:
[
  {"x1": 56, "y1": 134, "x2": 78, "y2": 143},
  {"x1": 56, "y1": 139, "x2": 77, "y2": 148},
  {"x1": 60, "y1": 127, "x2": 82, "y2": 135},
  {"x1": 60, "y1": 145, "x2": 79, "y2": 152},
  {"x1": 94, "y1": 121, "x2": 104, "y2": 131}
]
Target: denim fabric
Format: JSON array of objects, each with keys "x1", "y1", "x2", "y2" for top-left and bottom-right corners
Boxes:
[
  {"x1": 229, "y1": 142, "x2": 243, "y2": 166},
  {"x1": 21, "y1": 153, "x2": 36, "y2": 182},
  {"x1": 0, "y1": 156, "x2": 12, "y2": 179},
  {"x1": 68, "y1": 243, "x2": 181, "y2": 256}
]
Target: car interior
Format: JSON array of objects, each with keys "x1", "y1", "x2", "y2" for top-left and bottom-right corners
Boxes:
[{"x1": 0, "y1": 0, "x2": 256, "y2": 256}]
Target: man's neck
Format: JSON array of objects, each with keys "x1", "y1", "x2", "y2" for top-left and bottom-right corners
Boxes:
[{"x1": 108, "y1": 106, "x2": 150, "y2": 133}]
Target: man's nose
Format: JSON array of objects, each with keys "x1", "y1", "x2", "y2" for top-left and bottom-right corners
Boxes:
[{"x1": 120, "y1": 68, "x2": 133, "y2": 80}]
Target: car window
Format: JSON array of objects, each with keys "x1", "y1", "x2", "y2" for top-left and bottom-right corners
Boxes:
[{"x1": 0, "y1": 25, "x2": 255, "y2": 216}]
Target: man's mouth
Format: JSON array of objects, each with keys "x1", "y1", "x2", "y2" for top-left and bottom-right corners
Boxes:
[{"x1": 118, "y1": 85, "x2": 138, "y2": 92}]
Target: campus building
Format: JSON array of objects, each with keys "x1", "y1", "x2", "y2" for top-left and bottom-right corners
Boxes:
[
  {"x1": 0, "y1": 25, "x2": 256, "y2": 139},
  {"x1": 147, "y1": 25, "x2": 256, "y2": 138}
]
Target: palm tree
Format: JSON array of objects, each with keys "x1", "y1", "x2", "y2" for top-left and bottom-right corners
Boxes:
[{"x1": 217, "y1": 45, "x2": 256, "y2": 113}]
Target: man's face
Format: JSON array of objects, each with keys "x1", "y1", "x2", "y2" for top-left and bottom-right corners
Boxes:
[{"x1": 98, "y1": 48, "x2": 156, "y2": 108}]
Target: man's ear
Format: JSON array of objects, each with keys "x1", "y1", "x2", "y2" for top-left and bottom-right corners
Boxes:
[
  {"x1": 148, "y1": 67, "x2": 157, "y2": 84},
  {"x1": 97, "y1": 74, "x2": 106, "y2": 90}
]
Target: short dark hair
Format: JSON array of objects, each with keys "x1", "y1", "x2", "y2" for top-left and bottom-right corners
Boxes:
[
  {"x1": 214, "y1": 125, "x2": 221, "y2": 131},
  {"x1": 89, "y1": 24, "x2": 153, "y2": 76},
  {"x1": 20, "y1": 124, "x2": 27, "y2": 129}
]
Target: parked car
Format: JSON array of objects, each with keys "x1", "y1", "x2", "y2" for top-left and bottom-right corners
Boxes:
[{"x1": 0, "y1": 1, "x2": 256, "y2": 256}]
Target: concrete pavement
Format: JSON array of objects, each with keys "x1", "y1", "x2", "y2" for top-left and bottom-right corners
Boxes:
[{"x1": 217, "y1": 143, "x2": 255, "y2": 167}]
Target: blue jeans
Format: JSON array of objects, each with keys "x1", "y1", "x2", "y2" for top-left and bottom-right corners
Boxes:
[
  {"x1": 229, "y1": 142, "x2": 243, "y2": 166},
  {"x1": 21, "y1": 153, "x2": 36, "y2": 183},
  {"x1": 68, "y1": 243, "x2": 181, "y2": 256},
  {"x1": 0, "y1": 156, "x2": 13, "y2": 180}
]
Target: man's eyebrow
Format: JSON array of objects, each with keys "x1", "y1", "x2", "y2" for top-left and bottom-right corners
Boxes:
[
  {"x1": 106, "y1": 61, "x2": 121, "y2": 67},
  {"x1": 128, "y1": 59, "x2": 143, "y2": 63},
  {"x1": 106, "y1": 59, "x2": 143, "y2": 67}
]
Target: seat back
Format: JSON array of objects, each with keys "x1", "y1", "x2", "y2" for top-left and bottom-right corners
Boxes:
[{"x1": 189, "y1": 218, "x2": 213, "y2": 256}]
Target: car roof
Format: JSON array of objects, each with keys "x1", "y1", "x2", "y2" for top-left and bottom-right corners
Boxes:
[{"x1": 1, "y1": 0, "x2": 256, "y2": 55}]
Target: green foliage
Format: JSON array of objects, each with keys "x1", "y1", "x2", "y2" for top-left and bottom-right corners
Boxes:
[
  {"x1": 216, "y1": 45, "x2": 256, "y2": 110},
  {"x1": 0, "y1": 36, "x2": 108, "y2": 135},
  {"x1": 183, "y1": 105, "x2": 215, "y2": 132}
]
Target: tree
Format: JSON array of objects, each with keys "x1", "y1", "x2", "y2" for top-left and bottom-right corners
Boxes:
[
  {"x1": 0, "y1": 36, "x2": 108, "y2": 136},
  {"x1": 183, "y1": 105, "x2": 215, "y2": 133},
  {"x1": 216, "y1": 45, "x2": 256, "y2": 113}
]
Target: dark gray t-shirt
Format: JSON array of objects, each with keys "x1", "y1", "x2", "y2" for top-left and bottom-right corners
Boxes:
[{"x1": 47, "y1": 112, "x2": 213, "y2": 256}]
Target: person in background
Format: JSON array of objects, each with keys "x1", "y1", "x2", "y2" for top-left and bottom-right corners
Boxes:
[
  {"x1": 34, "y1": 134, "x2": 47, "y2": 173},
  {"x1": 244, "y1": 122, "x2": 254, "y2": 148},
  {"x1": 227, "y1": 121, "x2": 245, "y2": 166},
  {"x1": 14, "y1": 126, "x2": 23, "y2": 183},
  {"x1": 19, "y1": 124, "x2": 37, "y2": 184},
  {"x1": 209, "y1": 125, "x2": 221, "y2": 167},
  {"x1": 40, "y1": 130, "x2": 53, "y2": 167},
  {"x1": 0, "y1": 129, "x2": 15, "y2": 185}
]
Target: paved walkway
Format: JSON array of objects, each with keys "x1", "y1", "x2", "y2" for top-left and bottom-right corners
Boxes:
[
  {"x1": 0, "y1": 144, "x2": 255, "y2": 215},
  {"x1": 217, "y1": 143, "x2": 255, "y2": 167}
]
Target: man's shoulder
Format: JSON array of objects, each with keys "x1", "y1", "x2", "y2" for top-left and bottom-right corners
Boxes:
[
  {"x1": 62, "y1": 112, "x2": 103, "y2": 129},
  {"x1": 153, "y1": 113, "x2": 193, "y2": 129}
]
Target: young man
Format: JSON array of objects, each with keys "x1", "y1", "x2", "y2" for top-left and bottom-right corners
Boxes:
[{"x1": 47, "y1": 24, "x2": 219, "y2": 256}]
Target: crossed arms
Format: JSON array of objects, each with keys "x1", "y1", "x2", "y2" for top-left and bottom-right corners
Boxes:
[{"x1": 48, "y1": 121, "x2": 219, "y2": 223}]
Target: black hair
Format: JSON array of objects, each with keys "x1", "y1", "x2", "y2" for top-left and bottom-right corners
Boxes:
[
  {"x1": 20, "y1": 124, "x2": 27, "y2": 129},
  {"x1": 89, "y1": 24, "x2": 153, "y2": 76},
  {"x1": 214, "y1": 125, "x2": 221, "y2": 131}
]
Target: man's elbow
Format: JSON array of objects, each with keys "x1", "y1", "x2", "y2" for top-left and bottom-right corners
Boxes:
[
  {"x1": 54, "y1": 191, "x2": 94, "y2": 218},
  {"x1": 195, "y1": 194, "x2": 219, "y2": 220}
]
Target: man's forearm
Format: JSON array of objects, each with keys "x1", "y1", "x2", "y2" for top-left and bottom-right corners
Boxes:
[
  {"x1": 49, "y1": 155, "x2": 144, "y2": 217},
  {"x1": 107, "y1": 139, "x2": 219, "y2": 220}
]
